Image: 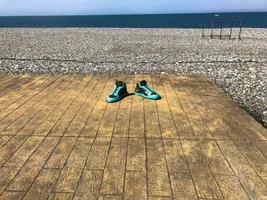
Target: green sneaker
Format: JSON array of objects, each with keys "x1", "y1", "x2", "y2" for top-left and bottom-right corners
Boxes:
[
  {"x1": 106, "y1": 80, "x2": 128, "y2": 103},
  {"x1": 135, "y1": 80, "x2": 161, "y2": 100}
]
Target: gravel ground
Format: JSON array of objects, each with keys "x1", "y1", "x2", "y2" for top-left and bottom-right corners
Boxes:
[{"x1": 0, "y1": 28, "x2": 266, "y2": 127}]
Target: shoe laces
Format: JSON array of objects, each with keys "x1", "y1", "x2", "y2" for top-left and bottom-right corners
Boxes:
[
  {"x1": 143, "y1": 84, "x2": 155, "y2": 94},
  {"x1": 110, "y1": 85, "x2": 120, "y2": 96}
]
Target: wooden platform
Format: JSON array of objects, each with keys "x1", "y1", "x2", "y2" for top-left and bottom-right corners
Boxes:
[{"x1": 0, "y1": 75, "x2": 266, "y2": 200}]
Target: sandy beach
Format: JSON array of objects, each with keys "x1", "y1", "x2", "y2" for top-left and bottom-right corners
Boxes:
[{"x1": 0, "y1": 28, "x2": 266, "y2": 126}]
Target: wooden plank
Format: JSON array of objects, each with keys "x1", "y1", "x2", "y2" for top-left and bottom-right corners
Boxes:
[
  {"x1": 163, "y1": 139, "x2": 188, "y2": 174},
  {"x1": 113, "y1": 104, "x2": 131, "y2": 138},
  {"x1": 197, "y1": 78, "x2": 266, "y2": 141},
  {"x1": 98, "y1": 195, "x2": 123, "y2": 200},
  {"x1": 48, "y1": 193, "x2": 73, "y2": 200},
  {"x1": 148, "y1": 197, "x2": 172, "y2": 200},
  {"x1": 7, "y1": 136, "x2": 60, "y2": 191},
  {"x1": 32, "y1": 77, "x2": 85, "y2": 136},
  {"x1": 107, "y1": 130, "x2": 129, "y2": 161},
  {"x1": 181, "y1": 140, "x2": 210, "y2": 173},
  {"x1": 1, "y1": 75, "x2": 266, "y2": 199},
  {"x1": 143, "y1": 76, "x2": 161, "y2": 139},
  {"x1": 0, "y1": 79, "x2": 26, "y2": 97},
  {"x1": 236, "y1": 140, "x2": 267, "y2": 176},
  {"x1": 64, "y1": 77, "x2": 107, "y2": 136},
  {"x1": 0, "y1": 135, "x2": 29, "y2": 167},
  {"x1": 191, "y1": 172, "x2": 223, "y2": 199},
  {"x1": 146, "y1": 138, "x2": 172, "y2": 197},
  {"x1": 126, "y1": 138, "x2": 146, "y2": 172},
  {"x1": 0, "y1": 76, "x2": 69, "y2": 136},
  {"x1": 0, "y1": 76, "x2": 56, "y2": 117},
  {"x1": 86, "y1": 137, "x2": 111, "y2": 170},
  {"x1": 16, "y1": 77, "x2": 76, "y2": 136},
  {"x1": 97, "y1": 102, "x2": 120, "y2": 138},
  {"x1": 48, "y1": 76, "x2": 93, "y2": 136},
  {"x1": 144, "y1": 98, "x2": 161, "y2": 139},
  {"x1": 23, "y1": 168, "x2": 60, "y2": 200},
  {"x1": 170, "y1": 173, "x2": 198, "y2": 200},
  {"x1": 80, "y1": 77, "x2": 112, "y2": 138},
  {"x1": 124, "y1": 171, "x2": 147, "y2": 199},
  {"x1": 0, "y1": 76, "x2": 35, "y2": 94},
  {"x1": 100, "y1": 138, "x2": 128, "y2": 194},
  {"x1": 202, "y1": 97, "x2": 260, "y2": 141},
  {"x1": 65, "y1": 137, "x2": 94, "y2": 168},
  {"x1": 216, "y1": 110, "x2": 251, "y2": 141},
  {"x1": 189, "y1": 92, "x2": 230, "y2": 139},
  {"x1": 261, "y1": 176, "x2": 267, "y2": 185},
  {"x1": 238, "y1": 108, "x2": 267, "y2": 139},
  {"x1": 0, "y1": 76, "x2": 37, "y2": 91},
  {"x1": 0, "y1": 167, "x2": 19, "y2": 193},
  {"x1": 161, "y1": 76, "x2": 195, "y2": 139},
  {"x1": 100, "y1": 168, "x2": 125, "y2": 195},
  {"x1": 0, "y1": 105, "x2": 42, "y2": 136},
  {"x1": 215, "y1": 175, "x2": 250, "y2": 200},
  {"x1": 0, "y1": 77, "x2": 62, "y2": 135},
  {"x1": 206, "y1": 92, "x2": 267, "y2": 140},
  {"x1": 80, "y1": 102, "x2": 107, "y2": 137},
  {"x1": 143, "y1": 76, "x2": 162, "y2": 137},
  {"x1": 52, "y1": 139, "x2": 94, "y2": 193},
  {"x1": 0, "y1": 76, "x2": 48, "y2": 110},
  {"x1": 0, "y1": 136, "x2": 11, "y2": 148},
  {"x1": 73, "y1": 169, "x2": 102, "y2": 200},
  {"x1": 152, "y1": 76, "x2": 178, "y2": 139},
  {"x1": 128, "y1": 75, "x2": 145, "y2": 138},
  {"x1": 0, "y1": 191, "x2": 25, "y2": 200},
  {"x1": 0, "y1": 75, "x2": 20, "y2": 88},
  {"x1": 129, "y1": 98, "x2": 145, "y2": 138},
  {"x1": 176, "y1": 96, "x2": 213, "y2": 140},
  {"x1": 217, "y1": 140, "x2": 267, "y2": 199},
  {"x1": 53, "y1": 167, "x2": 83, "y2": 193},
  {"x1": 169, "y1": 75, "x2": 215, "y2": 139},
  {"x1": 199, "y1": 140, "x2": 234, "y2": 175},
  {"x1": 254, "y1": 140, "x2": 267, "y2": 158},
  {"x1": 44, "y1": 137, "x2": 77, "y2": 168},
  {"x1": 4, "y1": 136, "x2": 44, "y2": 167}
]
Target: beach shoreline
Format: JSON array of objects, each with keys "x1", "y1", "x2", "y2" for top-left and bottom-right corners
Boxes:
[{"x1": 0, "y1": 28, "x2": 266, "y2": 127}]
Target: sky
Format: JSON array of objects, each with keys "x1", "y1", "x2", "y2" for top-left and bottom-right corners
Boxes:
[{"x1": 0, "y1": 0, "x2": 267, "y2": 16}]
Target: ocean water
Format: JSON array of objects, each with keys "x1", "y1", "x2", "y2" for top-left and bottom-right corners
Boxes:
[{"x1": 0, "y1": 12, "x2": 266, "y2": 28}]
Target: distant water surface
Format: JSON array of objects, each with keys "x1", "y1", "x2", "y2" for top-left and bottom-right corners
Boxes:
[{"x1": 0, "y1": 12, "x2": 266, "y2": 28}]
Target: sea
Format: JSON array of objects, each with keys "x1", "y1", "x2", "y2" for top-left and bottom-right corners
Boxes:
[{"x1": 0, "y1": 12, "x2": 266, "y2": 28}]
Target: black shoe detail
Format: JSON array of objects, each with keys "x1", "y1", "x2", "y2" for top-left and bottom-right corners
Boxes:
[
  {"x1": 139, "y1": 80, "x2": 147, "y2": 86},
  {"x1": 116, "y1": 80, "x2": 124, "y2": 86}
]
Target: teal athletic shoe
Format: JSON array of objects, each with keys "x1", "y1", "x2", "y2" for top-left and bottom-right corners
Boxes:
[
  {"x1": 106, "y1": 80, "x2": 129, "y2": 103},
  {"x1": 135, "y1": 80, "x2": 161, "y2": 100}
]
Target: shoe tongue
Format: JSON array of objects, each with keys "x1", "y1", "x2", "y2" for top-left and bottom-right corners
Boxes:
[
  {"x1": 116, "y1": 80, "x2": 124, "y2": 86},
  {"x1": 140, "y1": 80, "x2": 147, "y2": 86}
]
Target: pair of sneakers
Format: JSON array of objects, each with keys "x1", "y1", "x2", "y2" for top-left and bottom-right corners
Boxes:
[{"x1": 107, "y1": 80, "x2": 161, "y2": 103}]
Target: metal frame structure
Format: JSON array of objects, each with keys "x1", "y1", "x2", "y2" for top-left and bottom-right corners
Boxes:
[{"x1": 202, "y1": 20, "x2": 243, "y2": 40}]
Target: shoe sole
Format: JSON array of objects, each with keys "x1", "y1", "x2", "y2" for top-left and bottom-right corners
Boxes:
[
  {"x1": 135, "y1": 92, "x2": 161, "y2": 100},
  {"x1": 106, "y1": 92, "x2": 129, "y2": 103}
]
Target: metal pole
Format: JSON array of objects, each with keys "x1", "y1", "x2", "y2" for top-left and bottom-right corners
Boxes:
[
  {"x1": 239, "y1": 21, "x2": 243, "y2": 40},
  {"x1": 220, "y1": 23, "x2": 223, "y2": 39},
  {"x1": 211, "y1": 22, "x2": 214, "y2": 38},
  {"x1": 229, "y1": 22, "x2": 233, "y2": 40},
  {"x1": 202, "y1": 23, "x2": 206, "y2": 38}
]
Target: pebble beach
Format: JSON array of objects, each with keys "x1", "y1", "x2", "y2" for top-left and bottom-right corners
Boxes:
[{"x1": 0, "y1": 28, "x2": 266, "y2": 127}]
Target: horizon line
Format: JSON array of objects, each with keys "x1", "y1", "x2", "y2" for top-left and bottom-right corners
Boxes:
[{"x1": 1, "y1": 10, "x2": 267, "y2": 17}]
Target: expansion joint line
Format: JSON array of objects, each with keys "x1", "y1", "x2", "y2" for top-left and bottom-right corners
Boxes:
[{"x1": 0, "y1": 57, "x2": 266, "y2": 64}]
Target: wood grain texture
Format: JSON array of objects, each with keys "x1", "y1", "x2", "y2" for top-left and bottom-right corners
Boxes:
[{"x1": 0, "y1": 75, "x2": 265, "y2": 199}]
